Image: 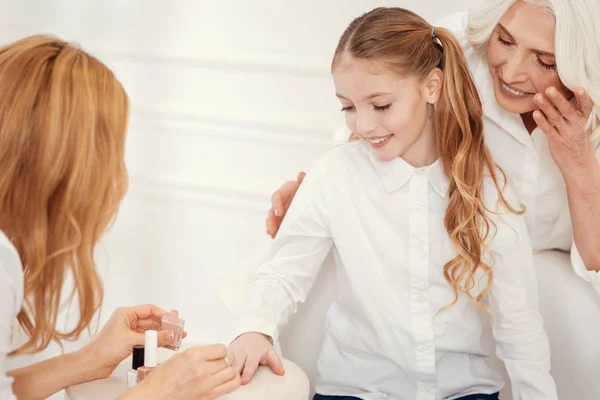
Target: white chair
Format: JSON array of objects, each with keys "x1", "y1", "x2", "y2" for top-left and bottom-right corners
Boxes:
[{"x1": 219, "y1": 248, "x2": 600, "y2": 400}]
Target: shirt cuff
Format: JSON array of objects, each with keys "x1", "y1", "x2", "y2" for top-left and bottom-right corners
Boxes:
[
  {"x1": 230, "y1": 316, "x2": 279, "y2": 345},
  {"x1": 571, "y1": 241, "x2": 600, "y2": 296}
]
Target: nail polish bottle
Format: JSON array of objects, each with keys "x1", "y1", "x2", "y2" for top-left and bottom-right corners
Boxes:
[
  {"x1": 137, "y1": 330, "x2": 158, "y2": 383},
  {"x1": 160, "y1": 310, "x2": 185, "y2": 351},
  {"x1": 127, "y1": 345, "x2": 145, "y2": 388}
]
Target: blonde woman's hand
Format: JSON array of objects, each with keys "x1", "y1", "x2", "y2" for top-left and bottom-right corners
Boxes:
[
  {"x1": 123, "y1": 344, "x2": 241, "y2": 400},
  {"x1": 227, "y1": 332, "x2": 285, "y2": 384},
  {"x1": 80, "y1": 304, "x2": 187, "y2": 380}
]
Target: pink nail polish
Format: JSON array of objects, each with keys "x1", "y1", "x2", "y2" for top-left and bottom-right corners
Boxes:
[
  {"x1": 160, "y1": 310, "x2": 185, "y2": 351},
  {"x1": 137, "y1": 330, "x2": 158, "y2": 383}
]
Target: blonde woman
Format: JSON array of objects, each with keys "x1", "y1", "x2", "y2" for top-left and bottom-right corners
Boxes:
[{"x1": 0, "y1": 35, "x2": 240, "y2": 400}]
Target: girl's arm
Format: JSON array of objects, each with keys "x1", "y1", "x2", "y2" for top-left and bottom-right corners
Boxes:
[{"x1": 232, "y1": 152, "x2": 336, "y2": 343}]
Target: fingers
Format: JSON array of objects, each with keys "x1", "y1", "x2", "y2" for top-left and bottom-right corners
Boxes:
[
  {"x1": 126, "y1": 304, "x2": 168, "y2": 322},
  {"x1": 533, "y1": 110, "x2": 563, "y2": 144},
  {"x1": 201, "y1": 359, "x2": 230, "y2": 375},
  {"x1": 264, "y1": 348, "x2": 285, "y2": 376},
  {"x1": 266, "y1": 207, "x2": 278, "y2": 238},
  {"x1": 269, "y1": 176, "x2": 305, "y2": 236},
  {"x1": 157, "y1": 329, "x2": 175, "y2": 347},
  {"x1": 187, "y1": 344, "x2": 228, "y2": 362},
  {"x1": 240, "y1": 355, "x2": 261, "y2": 385},
  {"x1": 226, "y1": 346, "x2": 233, "y2": 366},
  {"x1": 210, "y1": 369, "x2": 241, "y2": 398},
  {"x1": 545, "y1": 87, "x2": 578, "y2": 122},
  {"x1": 271, "y1": 180, "x2": 300, "y2": 217},
  {"x1": 231, "y1": 353, "x2": 246, "y2": 375},
  {"x1": 134, "y1": 319, "x2": 161, "y2": 332},
  {"x1": 271, "y1": 189, "x2": 286, "y2": 218},
  {"x1": 297, "y1": 171, "x2": 306, "y2": 184},
  {"x1": 535, "y1": 93, "x2": 568, "y2": 134},
  {"x1": 574, "y1": 87, "x2": 594, "y2": 118},
  {"x1": 211, "y1": 365, "x2": 238, "y2": 386}
]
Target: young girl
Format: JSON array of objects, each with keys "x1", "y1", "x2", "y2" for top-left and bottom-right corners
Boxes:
[{"x1": 228, "y1": 7, "x2": 557, "y2": 400}]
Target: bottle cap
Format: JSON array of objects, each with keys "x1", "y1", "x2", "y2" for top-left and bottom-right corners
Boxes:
[
  {"x1": 144, "y1": 330, "x2": 158, "y2": 368},
  {"x1": 132, "y1": 345, "x2": 145, "y2": 370}
]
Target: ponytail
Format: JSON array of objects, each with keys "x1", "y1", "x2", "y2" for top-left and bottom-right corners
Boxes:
[{"x1": 433, "y1": 27, "x2": 522, "y2": 312}]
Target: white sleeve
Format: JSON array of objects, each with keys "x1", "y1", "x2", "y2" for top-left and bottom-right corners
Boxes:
[
  {"x1": 233, "y1": 153, "x2": 335, "y2": 342},
  {"x1": 569, "y1": 139, "x2": 600, "y2": 298},
  {"x1": 484, "y1": 180, "x2": 558, "y2": 400},
  {"x1": 0, "y1": 243, "x2": 23, "y2": 400}
]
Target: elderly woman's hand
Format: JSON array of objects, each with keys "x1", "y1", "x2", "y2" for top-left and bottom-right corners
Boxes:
[{"x1": 534, "y1": 86, "x2": 596, "y2": 176}]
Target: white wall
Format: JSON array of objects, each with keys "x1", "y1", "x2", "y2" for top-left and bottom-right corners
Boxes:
[{"x1": 1, "y1": 0, "x2": 479, "y2": 398}]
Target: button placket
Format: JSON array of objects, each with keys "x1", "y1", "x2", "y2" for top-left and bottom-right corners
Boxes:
[{"x1": 408, "y1": 173, "x2": 436, "y2": 383}]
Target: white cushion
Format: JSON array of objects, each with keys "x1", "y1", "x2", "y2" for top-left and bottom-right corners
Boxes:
[
  {"x1": 66, "y1": 347, "x2": 309, "y2": 400},
  {"x1": 222, "y1": 359, "x2": 309, "y2": 400}
]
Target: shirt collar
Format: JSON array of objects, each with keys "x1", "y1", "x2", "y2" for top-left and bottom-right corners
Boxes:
[{"x1": 365, "y1": 143, "x2": 449, "y2": 198}]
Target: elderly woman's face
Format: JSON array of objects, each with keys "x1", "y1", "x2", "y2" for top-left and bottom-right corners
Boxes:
[{"x1": 486, "y1": 1, "x2": 571, "y2": 116}]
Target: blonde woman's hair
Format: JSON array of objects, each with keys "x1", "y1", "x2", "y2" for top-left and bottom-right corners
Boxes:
[
  {"x1": 467, "y1": 0, "x2": 600, "y2": 136},
  {"x1": 333, "y1": 8, "x2": 523, "y2": 311},
  {"x1": 0, "y1": 35, "x2": 129, "y2": 355}
]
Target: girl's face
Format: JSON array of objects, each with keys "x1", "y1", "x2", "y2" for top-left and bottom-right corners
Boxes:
[
  {"x1": 487, "y1": 1, "x2": 571, "y2": 115},
  {"x1": 332, "y1": 56, "x2": 441, "y2": 167}
]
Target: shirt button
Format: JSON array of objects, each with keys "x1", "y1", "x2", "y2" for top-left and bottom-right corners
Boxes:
[
  {"x1": 416, "y1": 247, "x2": 423, "y2": 255},
  {"x1": 416, "y1": 295, "x2": 426, "y2": 302},
  {"x1": 416, "y1": 197, "x2": 424, "y2": 204},
  {"x1": 419, "y1": 345, "x2": 430, "y2": 353}
]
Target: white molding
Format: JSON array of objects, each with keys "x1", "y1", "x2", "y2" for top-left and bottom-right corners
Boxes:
[
  {"x1": 128, "y1": 176, "x2": 270, "y2": 213},
  {"x1": 96, "y1": 48, "x2": 330, "y2": 78},
  {"x1": 128, "y1": 108, "x2": 334, "y2": 149}
]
